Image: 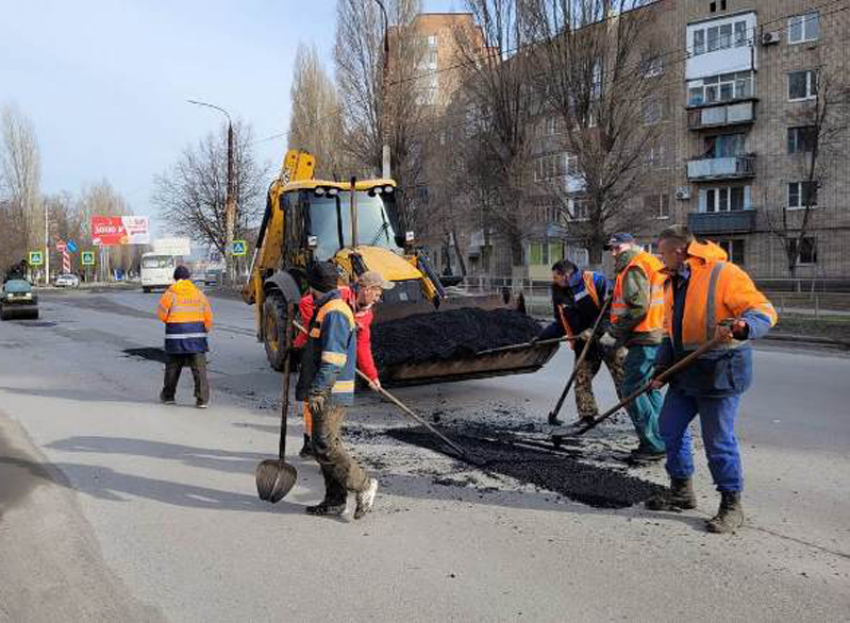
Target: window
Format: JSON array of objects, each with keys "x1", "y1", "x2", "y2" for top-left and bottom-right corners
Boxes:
[
  {"x1": 790, "y1": 237, "x2": 818, "y2": 265},
  {"x1": 687, "y1": 71, "x2": 753, "y2": 106},
  {"x1": 788, "y1": 70, "x2": 818, "y2": 101},
  {"x1": 644, "y1": 144, "x2": 666, "y2": 170},
  {"x1": 428, "y1": 48, "x2": 438, "y2": 68},
  {"x1": 591, "y1": 60, "x2": 602, "y2": 99},
  {"x1": 705, "y1": 133, "x2": 745, "y2": 158},
  {"x1": 701, "y1": 185, "x2": 750, "y2": 212},
  {"x1": 427, "y1": 35, "x2": 437, "y2": 47},
  {"x1": 787, "y1": 127, "x2": 817, "y2": 154},
  {"x1": 716, "y1": 239, "x2": 745, "y2": 264},
  {"x1": 788, "y1": 181, "x2": 818, "y2": 209},
  {"x1": 533, "y1": 153, "x2": 566, "y2": 181},
  {"x1": 643, "y1": 194, "x2": 670, "y2": 219},
  {"x1": 544, "y1": 116, "x2": 558, "y2": 136},
  {"x1": 788, "y1": 12, "x2": 820, "y2": 44},
  {"x1": 734, "y1": 20, "x2": 748, "y2": 47},
  {"x1": 694, "y1": 29, "x2": 705, "y2": 56},
  {"x1": 571, "y1": 198, "x2": 590, "y2": 221},
  {"x1": 643, "y1": 98, "x2": 663, "y2": 125},
  {"x1": 641, "y1": 53, "x2": 663, "y2": 78}
]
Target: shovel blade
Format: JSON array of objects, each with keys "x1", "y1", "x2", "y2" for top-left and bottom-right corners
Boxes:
[{"x1": 256, "y1": 459, "x2": 298, "y2": 503}]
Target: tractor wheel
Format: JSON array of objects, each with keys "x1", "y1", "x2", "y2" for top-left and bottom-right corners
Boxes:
[
  {"x1": 142, "y1": 286, "x2": 151, "y2": 293},
  {"x1": 263, "y1": 290, "x2": 290, "y2": 371}
]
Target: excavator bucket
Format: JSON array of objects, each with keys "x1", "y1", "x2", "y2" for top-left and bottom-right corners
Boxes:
[{"x1": 370, "y1": 290, "x2": 559, "y2": 386}]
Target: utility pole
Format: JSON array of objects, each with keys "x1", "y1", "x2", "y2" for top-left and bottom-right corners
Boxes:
[
  {"x1": 188, "y1": 99, "x2": 236, "y2": 285},
  {"x1": 373, "y1": 0, "x2": 391, "y2": 179},
  {"x1": 43, "y1": 201, "x2": 49, "y2": 285}
]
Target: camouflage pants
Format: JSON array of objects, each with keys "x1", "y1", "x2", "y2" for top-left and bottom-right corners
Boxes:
[
  {"x1": 310, "y1": 399, "x2": 369, "y2": 505},
  {"x1": 573, "y1": 345, "x2": 626, "y2": 420}
]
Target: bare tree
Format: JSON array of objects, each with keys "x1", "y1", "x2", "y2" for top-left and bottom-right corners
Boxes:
[
  {"x1": 452, "y1": 0, "x2": 542, "y2": 270},
  {"x1": 524, "y1": 0, "x2": 664, "y2": 263},
  {"x1": 76, "y1": 180, "x2": 141, "y2": 277},
  {"x1": 0, "y1": 104, "x2": 41, "y2": 271},
  {"x1": 288, "y1": 43, "x2": 348, "y2": 179},
  {"x1": 334, "y1": 0, "x2": 425, "y2": 228},
  {"x1": 765, "y1": 69, "x2": 850, "y2": 277},
  {"x1": 152, "y1": 121, "x2": 269, "y2": 258}
]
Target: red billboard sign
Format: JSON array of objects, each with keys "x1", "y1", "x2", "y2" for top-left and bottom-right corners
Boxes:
[{"x1": 91, "y1": 216, "x2": 150, "y2": 246}]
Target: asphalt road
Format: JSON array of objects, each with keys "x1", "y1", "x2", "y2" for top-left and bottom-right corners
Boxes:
[{"x1": 1, "y1": 287, "x2": 848, "y2": 622}]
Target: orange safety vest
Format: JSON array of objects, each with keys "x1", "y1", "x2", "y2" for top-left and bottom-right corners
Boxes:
[
  {"x1": 556, "y1": 271, "x2": 600, "y2": 339},
  {"x1": 663, "y1": 241, "x2": 778, "y2": 350},
  {"x1": 611, "y1": 251, "x2": 665, "y2": 333}
]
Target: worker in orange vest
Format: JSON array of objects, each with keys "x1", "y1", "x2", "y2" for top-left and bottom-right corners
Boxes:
[
  {"x1": 157, "y1": 265, "x2": 213, "y2": 408},
  {"x1": 646, "y1": 225, "x2": 777, "y2": 533},
  {"x1": 598, "y1": 233, "x2": 666, "y2": 464}
]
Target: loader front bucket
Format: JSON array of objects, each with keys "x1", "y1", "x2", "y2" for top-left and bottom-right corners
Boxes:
[{"x1": 370, "y1": 290, "x2": 558, "y2": 387}]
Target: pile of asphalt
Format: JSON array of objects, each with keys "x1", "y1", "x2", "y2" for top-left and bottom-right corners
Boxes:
[
  {"x1": 387, "y1": 427, "x2": 665, "y2": 509},
  {"x1": 371, "y1": 308, "x2": 541, "y2": 368}
]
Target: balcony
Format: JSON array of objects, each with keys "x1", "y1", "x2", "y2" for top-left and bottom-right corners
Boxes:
[
  {"x1": 688, "y1": 209, "x2": 757, "y2": 235},
  {"x1": 687, "y1": 155, "x2": 755, "y2": 181},
  {"x1": 688, "y1": 101, "x2": 755, "y2": 130}
]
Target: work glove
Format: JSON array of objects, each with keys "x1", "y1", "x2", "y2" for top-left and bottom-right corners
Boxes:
[
  {"x1": 598, "y1": 332, "x2": 617, "y2": 349},
  {"x1": 716, "y1": 319, "x2": 749, "y2": 342},
  {"x1": 529, "y1": 336, "x2": 540, "y2": 346},
  {"x1": 368, "y1": 377, "x2": 382, "y2": 392},
  {"x1": 578, "y1": 328, "x2": 594, "y2": 342}
]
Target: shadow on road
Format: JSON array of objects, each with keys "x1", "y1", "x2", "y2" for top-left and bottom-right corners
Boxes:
[
  {"x1": 48, "y1": 436, "x2": 269, "y2": 475},
  {"x1": 0, "y1": 384, "x2": 155, "y2": 405}
]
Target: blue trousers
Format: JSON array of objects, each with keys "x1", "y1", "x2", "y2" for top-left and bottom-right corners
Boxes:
[
  {"x1": 659, "y1": 386, "x2": 743, "y2": 492},
  {"x1": 622, "y1": 345, "x2": 665, "y2": 453}
]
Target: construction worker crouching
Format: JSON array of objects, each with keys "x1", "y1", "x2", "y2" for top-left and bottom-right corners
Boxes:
[
  {"x1": 536, "y1": 259, "x2": 622, "y2": 426},
  {"x1": 295, "y1": 261, "x2": 379, "y2": 519},
  {"x1": 646, "y1": 225, "x2": 777, "y2": 534},
  {"x1": 157, "y1": 265, "x2": 213, "y2": 408},
  {"x1": 598, "y1": 233, "x2": 666, "y2": 464}
]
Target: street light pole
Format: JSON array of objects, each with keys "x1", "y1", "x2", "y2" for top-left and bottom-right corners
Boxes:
[
  {"x1": 188, "y1": 99, "x2": 236, "y2": 285},
  {"x1": 372, "y1": 0, "x2": 392, "y2": 179}
]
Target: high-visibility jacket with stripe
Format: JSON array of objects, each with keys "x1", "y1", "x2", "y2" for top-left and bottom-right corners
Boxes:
[
  {"x1": 157, "y1": 280, "x2": 213, "y2": 354},
  {"x1": 656, "y1": 240, "x2": 777, "y2": 397},
  {"x1": 611, "y1": 251, "x2": 665, "y2": 335},
  {"x1": 662, "y1": 240, "x2": 778, "y2": 352},
  {"x1": 538, "y1": 271, "x2": 610, "y2": 348},
  {"x1": 295, "y1": 290, "x2": 357, "y2": 405}
]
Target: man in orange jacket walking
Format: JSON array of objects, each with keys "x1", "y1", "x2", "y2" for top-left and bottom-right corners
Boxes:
[{"x1": 157, "y1": 265, "x2": 213, "y2": 408}]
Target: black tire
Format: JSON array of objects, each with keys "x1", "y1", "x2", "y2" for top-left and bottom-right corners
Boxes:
[
  {"x1": 263, "y1": 290, "x2": 290, "y2": 371},
  {"x1": 0, "y1": 309, "x2": 9, "y2": 321},
  {"x1": 142, "y1": 286, "x2": 151, "y2": 293}
]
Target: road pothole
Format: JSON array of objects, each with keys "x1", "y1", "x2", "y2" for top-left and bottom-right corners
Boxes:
[
  {"x1": 387, "y1": 427, "x2": 665, "y2": 509},
  {"x1": 123, "y1": 347, "x2": 168, "y2": 363}
]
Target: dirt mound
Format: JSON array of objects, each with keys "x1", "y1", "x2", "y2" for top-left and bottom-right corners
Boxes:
[{"x1": 372, "y1": 308, "x2": 541, "y2": 368}]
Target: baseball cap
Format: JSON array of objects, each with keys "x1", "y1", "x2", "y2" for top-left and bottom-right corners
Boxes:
[
  {"x1": 603, "y1": 233, "x2": 636, "y2": 250},
  {"x1": 359, "y1": 271, "x2": 395, "y2": 290}
]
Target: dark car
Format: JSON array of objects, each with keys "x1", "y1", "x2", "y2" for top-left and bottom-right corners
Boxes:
[
  {"x1": 0, "y1": 279, "x2": 39, "y2": 320},
  {"x1": 204, "y1": 268, "x2": 223, "y2": 287}
]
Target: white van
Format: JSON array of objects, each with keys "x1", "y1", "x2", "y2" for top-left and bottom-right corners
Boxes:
[{"x1": 140, "y1": 253, "x2": 177, "y2": 292}]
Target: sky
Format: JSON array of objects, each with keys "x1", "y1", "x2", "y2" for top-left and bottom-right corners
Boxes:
[{"x1": 0, "y1": 0, "x2": 460, "y2": 236}]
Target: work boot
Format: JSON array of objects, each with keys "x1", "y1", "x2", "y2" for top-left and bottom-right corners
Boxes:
[
  {"x1": 196, "y1": 400, "x2": 208, "y2": 409},
  {"x1": 299, "y1": 434, "x2": 313, "y2": 458},
  {"x1": 706, "y1": 491, "x2": 744, "y2": 534},
  {"x1": 547, "y1": 412, "x2": 564, "y2": 427},
  {"x1": 305, "y1": 501, "x2": 346, "y2": 517},
  {"x1": 354, "y1": 478, "x2": 379, "y2": 520},
  {"x1": 159, "y1": 392, "x2": 175, "y2": 405},
  {"x1": 645, "y1": 478, "x2": 697, "y2": 511},
  {"x1": 628, "y1": 447, "x2": 666, "y2": 466}
]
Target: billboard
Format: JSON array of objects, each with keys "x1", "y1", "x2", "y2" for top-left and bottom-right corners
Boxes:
[
  {"x1": 152, "y1": 237, "x2": 191, "y2": 256},
  {"x1": 91, "y1": 216, "x2": 150, "y2": 246}
]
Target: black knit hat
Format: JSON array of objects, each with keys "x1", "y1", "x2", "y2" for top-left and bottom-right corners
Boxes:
[
  {"x1": 307, "y1": 261, "x2": 341, "y2": 293},
  {"x1": 173, "y1": 265, "x2": 191, "y2": 281}
]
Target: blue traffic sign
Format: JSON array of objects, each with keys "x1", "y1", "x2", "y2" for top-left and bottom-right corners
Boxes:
[
  {"x1": 232, "y1": 240, "x2": 247, "y2": 257},
  {"x1": 66, "y1": 240, "x2": 78, "y2": 253}
]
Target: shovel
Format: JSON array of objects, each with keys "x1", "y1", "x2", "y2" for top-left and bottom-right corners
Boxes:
[
  {"x1": 256, "y1": 303, "x2": 298, "y2": 503},
  {"x1": 551, "y1": 336, "x2": 726, "y2": 444},
  {"x1": 476, "y1": 334, "x2": 577, "y2": 356},
  {"x1": 546, "y1": 296, "x2": 612, "y2": 425}
]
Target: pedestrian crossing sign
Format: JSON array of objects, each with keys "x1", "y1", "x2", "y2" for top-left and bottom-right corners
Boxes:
[
  {"x1": 29, "y1": 251, "x2": 44, "y2": 266},
  {"x1": 81, "y1": 251, "x2": 96, "y2": 266},
  {"x1": 232, "y1": 240, "x2": 247, "y2": 257}
]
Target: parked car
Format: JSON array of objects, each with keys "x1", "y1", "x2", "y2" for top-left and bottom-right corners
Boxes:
[
  {"x1": 1, "y1": 279, "x2": 39, "y2": 320},
  {"x1": 204, "y1": 268, "x2": 224, "y2": 286},
  {"x1": 55, "y1": 273, "x2": 80, "y2": 288}
]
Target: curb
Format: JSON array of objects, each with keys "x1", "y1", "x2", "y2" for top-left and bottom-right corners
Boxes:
[{"x1": 764, "y1": 333, "x2": 850, "y2": 349}]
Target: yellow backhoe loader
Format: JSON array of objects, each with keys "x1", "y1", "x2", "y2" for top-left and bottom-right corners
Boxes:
[{"x1": 243, "y1": 150, "x2": 558, "y2": 385}]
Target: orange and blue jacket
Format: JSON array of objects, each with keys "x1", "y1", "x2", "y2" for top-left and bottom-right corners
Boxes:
[
  {"x1": 157, "y1": 280, "x2": 213, "y2": 354},
  {"x1": 295, "y1": 289, "x2": 357, "y2": 405},
  {"x1": 656, "y1": 240, "x2": 777, "y2": 396}
]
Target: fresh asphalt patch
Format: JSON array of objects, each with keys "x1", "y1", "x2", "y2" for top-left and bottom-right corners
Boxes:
[{"x1": 387, "y1": 426, "x2": 666, "y2": 509}]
